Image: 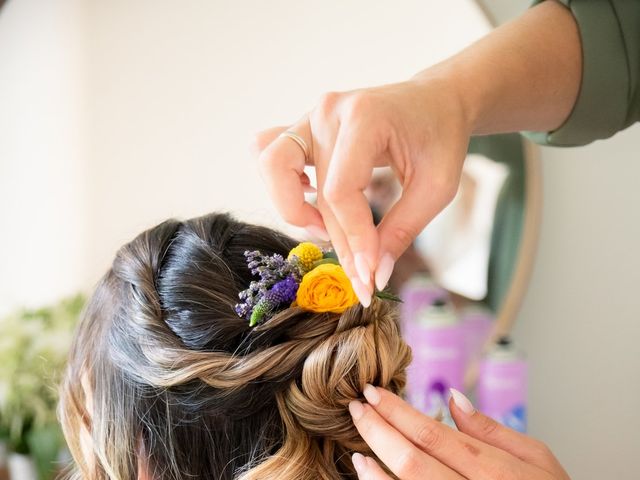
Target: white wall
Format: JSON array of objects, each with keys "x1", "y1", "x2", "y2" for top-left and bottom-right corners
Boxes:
[
  {"x1": 484, "y1": 2, "x2": 640, "y2": 477},
  {"x1": 0, "y1": 0, "x2": 88, "y2": 315},
  {"x1": 82, "y1": 0, "x2": 489, "y2": 285},
  {"x1": 514, "y1": 125, "x2": 640, "y2": 479},
  {"x1": 0, "y1": 0, "x2": 489, "y2": 314}
]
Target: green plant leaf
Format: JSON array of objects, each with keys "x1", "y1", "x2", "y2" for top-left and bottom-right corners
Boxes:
[
  {"x1": 311, "y1": 257, "x2": 340, "y2": 268},
  {"x1": 0, "y1": 294, "x2": 84, "y2": 458},
  {"x1": 27, "y1": 423, "x2": 63, "y2": 480},
  {"x1": 374, "y1": 290, "x2": 403, "y2": 303},
  {"x1": 322, "y1": 250, "x2": 339, "y2": 260}
]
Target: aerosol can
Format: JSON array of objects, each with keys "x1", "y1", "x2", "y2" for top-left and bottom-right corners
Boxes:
[{"x1": 477, "y1": 337, "x2": 528, "y2": 433}]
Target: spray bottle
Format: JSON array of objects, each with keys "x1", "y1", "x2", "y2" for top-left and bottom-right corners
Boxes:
[
  {"x1": 477, "y1": 336, "x2": 528, "y2": 433},
  {"x1": 404, "y1": 298, "x2": 465, "y2": 423}
]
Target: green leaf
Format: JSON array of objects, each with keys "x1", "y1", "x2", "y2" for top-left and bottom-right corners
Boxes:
[
  {"x1": 0, "y1": 294, "x2": 85, "y2": 457},
  {"x1": 374, "y1": 290, "x2": 403, "y2": 303},
  {"x1": 311, "y1": 257, "x2": 340, "y2": 268},
  {"x1": 27, "y1": 423, "x2": 63, "y2": 480},
  {"x1": 322, "y1": 250, "x2": 339, "y2": 260}
]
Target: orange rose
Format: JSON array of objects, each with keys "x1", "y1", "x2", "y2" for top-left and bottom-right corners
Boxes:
[{"x1": 295, "y1": 263, "x2": 359, "y2": 313}]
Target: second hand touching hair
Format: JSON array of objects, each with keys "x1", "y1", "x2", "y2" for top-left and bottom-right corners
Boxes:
[{"x1": 58, "y1": 212, "x2": 412, "y2": 480}]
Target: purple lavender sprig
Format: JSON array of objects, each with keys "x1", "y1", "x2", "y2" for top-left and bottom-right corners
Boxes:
[
  {"x1": 235, "y1": 250, "x2": 303, "y2": 323},
  {"x1": 248, "y1": 275, "x2": 298, "y2": 326},
  {"x1": 246, "y1": 250, "x2": 302, "y2": 283}
]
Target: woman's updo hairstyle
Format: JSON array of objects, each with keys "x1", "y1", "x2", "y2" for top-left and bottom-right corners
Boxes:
[{"x1": 59, "y1": 212, "x2": 412, "y2": 480}]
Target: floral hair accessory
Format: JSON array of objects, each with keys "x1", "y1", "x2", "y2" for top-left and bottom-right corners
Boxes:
[
  {"x1": 295, "y1": 263, "x2": 358, "y2": 313},
  {"x1": 287, "y1": 242, "x2": 323, "y2": 272},
  {"x1": 235, "y1": 241, "x2": 401, "y2": 327}
]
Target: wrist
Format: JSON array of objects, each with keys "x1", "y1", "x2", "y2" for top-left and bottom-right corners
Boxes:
[
  {"x1": 411, "y1": 0, "x2": 582, "y2": 136},
  {"x1": 410, "y1": 60, "x2": 482, "y2": 136}
]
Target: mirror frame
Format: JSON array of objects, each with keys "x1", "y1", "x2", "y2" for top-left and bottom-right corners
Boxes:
[{"x1": 491, "y1": 139, "x2": 541, "y2": 339}]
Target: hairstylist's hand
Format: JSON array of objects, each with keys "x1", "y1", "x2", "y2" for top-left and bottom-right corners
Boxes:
[
  {"x1": 347, "y1": 385, "x2": 570, "y2": 480},
  {"x1": 253, "y1": 73, "x2": 470, "y2": 305},
  {"x1": 253, "y1": 1, "x2": 582, "y2": 306}
]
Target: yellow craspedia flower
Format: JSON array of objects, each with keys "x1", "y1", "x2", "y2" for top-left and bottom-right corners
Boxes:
[
  {"x1": 296, "y1": 263, "x2": 359, "y2": 313},
  {"x1": 288, "y1": 242, "x2": 323, "y2": 273}
]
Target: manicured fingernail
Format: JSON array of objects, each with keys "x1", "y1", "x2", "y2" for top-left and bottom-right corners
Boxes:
[
  {"x1": 305, "y1": 224, "x2": 330, "y2": 241},
  {"x1": 354, "y1": 252, "x2": 372, "y2": 287},
  {"x1": 349, "y1": 400, "x2": 365, "y2": 421},
  {"x1": 450, "y1": 388, "x2": 475, "y2": 415},
  {"x1": 363, "y1": 383, "x2": 380, "y2": 406},
  {"x1": 350, "y1": 276, "x2": 372, "y2": 308},
  {"x1": 351, "y1": 452, "x2": 366, "y2": 475},
  {"x1": 374, "y1": 253, "x2": 394, "y2": 291}
]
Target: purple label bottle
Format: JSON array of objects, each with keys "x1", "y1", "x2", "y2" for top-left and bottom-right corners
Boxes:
[
  {"x1": 404, "y1": 298, "x2": 465, "y2": 419},
  {"x1": 477, "y1": 337, "x2": 528, "y2": 433},
  {"x1": 460, "y1": 305, "x2": 494, "y2": 365},
  {"x1": 399, "y1": 275, "x2": 450, "y2": 337}
]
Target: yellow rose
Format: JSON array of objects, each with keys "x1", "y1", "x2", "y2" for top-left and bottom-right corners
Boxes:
[{"x1": 295, "y1": 263, "x2": 359, "y2": 313}]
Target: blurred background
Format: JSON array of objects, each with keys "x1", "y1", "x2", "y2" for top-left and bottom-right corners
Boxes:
[{"x1": 0, "y1": 0, "x2": 638, "y2": 479}]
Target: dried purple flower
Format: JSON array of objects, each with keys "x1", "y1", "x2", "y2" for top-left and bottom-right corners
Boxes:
[
  {"x1": 266, "y1": 275, "x2": 298, "y2": 304},
  {"x1": 235, "y1": 249, "x2": 303, "y2": 323},
  {"x1": 248, "y1": 275, "x2": 299, "y2": 326}
]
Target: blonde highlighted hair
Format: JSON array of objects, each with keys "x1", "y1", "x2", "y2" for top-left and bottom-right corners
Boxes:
[{"x1": 59, "y1": 212, "x2": 412, "y2": 479}]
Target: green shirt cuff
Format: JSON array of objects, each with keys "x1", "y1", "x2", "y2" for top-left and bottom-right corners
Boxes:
[{"x1": 523, "y1": 0, "x2": 631, "y2": 147}]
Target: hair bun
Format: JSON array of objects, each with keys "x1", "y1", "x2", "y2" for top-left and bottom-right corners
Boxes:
[{"x1": 286, "y1": 298, "x2": 411, "y2": 448}]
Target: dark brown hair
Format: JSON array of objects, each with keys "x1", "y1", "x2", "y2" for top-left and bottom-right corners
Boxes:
[{"x1": 59, "y1": 212, "x2": 412, "y2": 479}]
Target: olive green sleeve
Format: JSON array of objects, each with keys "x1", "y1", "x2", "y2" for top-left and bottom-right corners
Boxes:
[{"x1": 523, "y1": 0, "x2": 640, "y2": 147}]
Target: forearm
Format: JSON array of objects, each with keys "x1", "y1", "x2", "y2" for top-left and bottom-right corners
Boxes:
[{"x1": 415, "y1": 0, "x2": 582, "y2": 136}]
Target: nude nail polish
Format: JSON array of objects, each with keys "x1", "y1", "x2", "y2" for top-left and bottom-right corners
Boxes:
[
  {"x1": 350, "y1": 276, "x2": 372, "y2": 308},
  {"x1": 363, "y1": 383, "x2": 381, "y2": 406},
  {"x1": 351, "y1": 452, "x2": 366, "y2": 474},
  {"x1": 354, "y1": 252, "x2": 371, "y2": 286},
  {"x1": 450, "y1": 388, "x2": 475, "y2": 415},
  {"x1": 374, "y1": 253, "x2": 394, "y2": 291}
]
